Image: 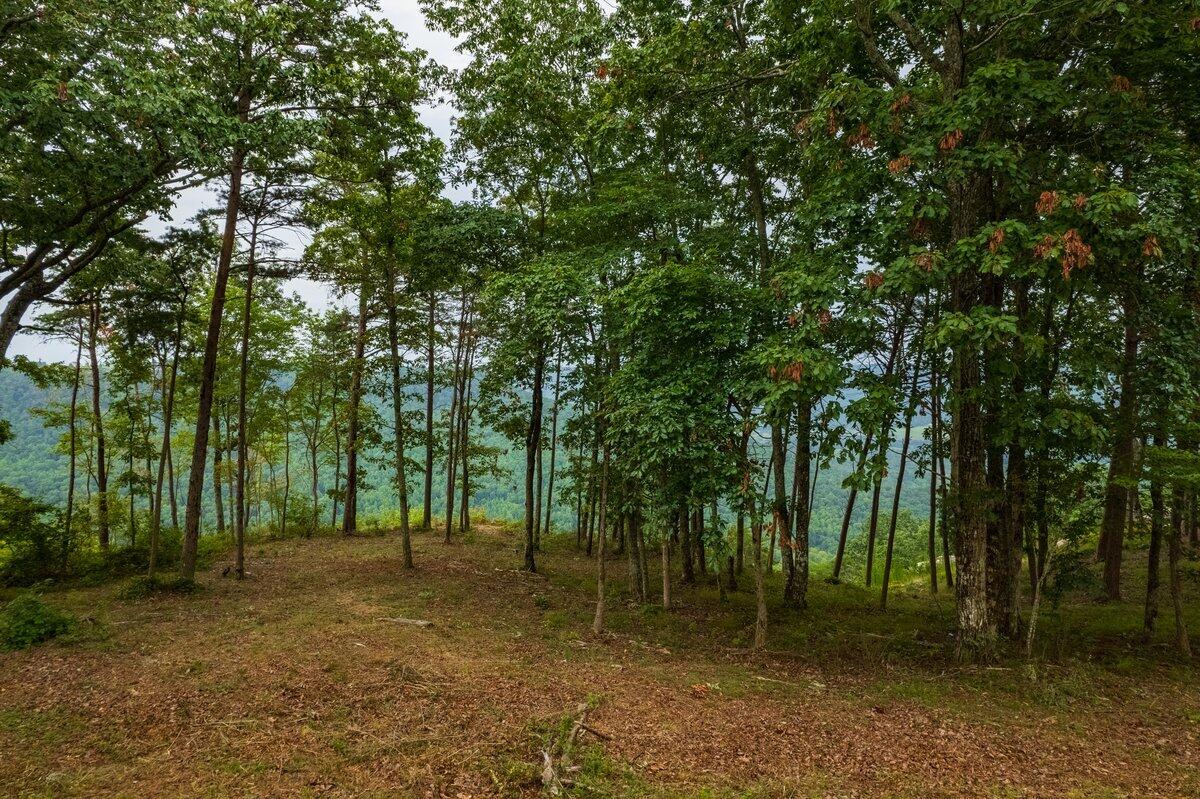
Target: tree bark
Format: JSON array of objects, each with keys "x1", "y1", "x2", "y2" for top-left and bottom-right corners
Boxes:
[
  {"x1": 422, "y1": 291, "x2": 435, "y2": 530},
  {"x1": 87, "y1": 299, "x2": 110, "y2": 553},
  {"x1": 1099, "y1": 290, "x2": 1139, "y2": 601},
  {"x1": 342, "y1": 289, "x2": 368, "y2": 537},
  {"x1": 179, "y1": 85, "x2": 249, "y2": 582},
  {"x1": 523, "y1": 346, "x2": 545, "y2": 572}
]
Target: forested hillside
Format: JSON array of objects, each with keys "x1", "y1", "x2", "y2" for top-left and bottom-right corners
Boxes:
[{"x1": 0, "y1": 368, "x2": 934, "y2": 560}]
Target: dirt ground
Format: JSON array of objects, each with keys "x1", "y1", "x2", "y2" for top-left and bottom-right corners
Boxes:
[{"x1": 2, "y1": 524, "x2": 1198, "y2": 798}]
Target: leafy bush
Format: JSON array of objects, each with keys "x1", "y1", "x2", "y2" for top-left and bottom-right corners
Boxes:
[
  {"x1": 0, "y1": 484, "x2": 71, "y2": 585},
  {"x1": 0, "y1": 593, "x2": 74, "y2": 650}
]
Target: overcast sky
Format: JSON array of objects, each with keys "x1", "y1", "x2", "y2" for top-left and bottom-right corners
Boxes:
[{"x1": 10, "y1": 1, "x2": 465, "y2": 363}]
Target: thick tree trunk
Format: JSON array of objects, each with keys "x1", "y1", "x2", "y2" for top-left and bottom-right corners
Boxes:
[
  {"x1": 791, "y1": 397, "x2": 812, "y2": 608},
  {"x1": 948, "y1": 174, "x2": 993, "y2": 656},
  {"x1": 1099, "y1": 291, "x2": 1139, "y2": 600}
]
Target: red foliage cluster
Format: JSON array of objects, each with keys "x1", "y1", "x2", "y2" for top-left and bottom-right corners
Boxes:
[
  {"x1": 787, "y1": 312, "x2": 799, "y2": 328},
  {"x1": 1073, "y1": 193, "x2": 1088, "y2": 211},
  {"x1": 793, "y1": 117, "x2": 811, "y2": 138},
  {"x1": 846, "y1": 123, "x2": 875, "y2": 150},
  {"x1": 865, "y1": 272, "x2": 885, "y2": 291},
  {"x1": 1035, "y1": 191, "x2": 1060, "y2": 216},
  {"x1": 939, "y1": 129, "x2": 963, "y2": 151},
  {"x1": 1033, "y1": 234, "x2": 1057, "y2": 260},
  {"x1": 826, "y1": 110, "x2": 840, "y2": 136},
  {"x1": 1060, "y1": 229, "x2": 1092, "y2": 279},
  {"x1": 915, "y1": 252, "x2": 935, "y2": 271},
  {"x1": 56, "y1": 81, "x2": 68, "y2": 101},
  {"x1": 1143, "y1": 235, "x2": 1163, "y2": 259},
  {"x1": 770, "y1": 362, "x2": 804, "y2": 383},
  {"x1": 595, "y1": 63, "x2": 609, "y2": 79},
  {"x1": 889, "y1": 93, "x2": 912, "y2": 114},
  {"x1": 887, "y1": 154, "x2": 912, "y2": 174},
  {"x1": 1110, "y1": 75, "x2": 1133, "y2": 93},
  {"x1": 1192, "y1": 17, "x2": 1200, "y2": 31},
  {"x1": 987, "y1": 228, "x2": 1005, "y2": 253},
  {"x1": 909, "y1": 217, "x2": 930, "y2": 240},
  {"x1": 817, "y1": 309, "x2": 833, "y2": 330}
]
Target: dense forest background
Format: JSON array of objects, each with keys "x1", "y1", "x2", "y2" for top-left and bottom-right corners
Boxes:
[{"x1": 0, "y1": 368, "x2": 934, "y2": 565}]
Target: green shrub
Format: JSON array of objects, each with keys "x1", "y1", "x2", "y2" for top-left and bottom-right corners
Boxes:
[{"x1": 0, "y1": 593, "x2": 74, "y2": 650}]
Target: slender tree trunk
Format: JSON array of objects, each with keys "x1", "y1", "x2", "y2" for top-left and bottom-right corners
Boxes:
[
  {"x1": 87, "y1": 300, "x2": 110, "y2": 552},
  {"x1": 881, "y1": 337, "x2": 926, "y2": 609},
  {"x1": 679, "y1": 502, "x2": 694, "y2": 584},
  {"x1": 383, "y1": 240, "x2": 413, "y2": 568},
  {"x1": 423, "y1": 291, "x2": 435, "y2": 529},
  {"x1": 592, "y1": 439, "x2": 610, "y2": 634},
  {"x1": 444, "y1": 296, "x2": 468, "y2": 542},
  {"x1": 234, "y1": 227, "x2": 259, "y2": 578},
  {"x1": 832, "y1": 431, "x2": 873, "y2": 581},
  {"x1": 458, "y1": 335, "x2": 475, "y2": 532},
  {"x1": 751, "y1": 490, "x2": 767, "y2": 650},
  {"x1": 1169, "y1": 489, "x2": 1191, "y2": 656},
  {"x1": 180, "y1": 85, "x2": 249, "y2": 582},
  {"x1": 342, "y1": 289, "x2": 368, "y2": 537},
  {"x1": 661, "y1": 537, "x2": 672, "y2": 610},
  {"x1": 149, "y1": 317, "x2": 182, "y2": 579},
  {"x1": 543, "y1": 352, "x2": 562, "y2": 540},
  {"x1": 281, "y1": 392, "x2": 290, "y2": 538},
  {"x1": 1143, "y1": 442, "x2": 1163, "y2": 642},
  {"x1": 523, "y1": 346, "x2": 545, "y2": 572},
  {"x1": 62, "y1": 324, "x2": 83, "y2": 574},
  {"x1": 212, "y1": 412, "x2": 225, "y2": 538}
]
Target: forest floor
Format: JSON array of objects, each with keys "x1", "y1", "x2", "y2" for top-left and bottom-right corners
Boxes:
[{"x1": 1, "y1": 522, "x2": 1198, "y2": 799}]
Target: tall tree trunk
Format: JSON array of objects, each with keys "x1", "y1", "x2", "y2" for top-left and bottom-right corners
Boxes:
[
  {"x1": 881, "y1": 336, "x2": 926, "y2": 609},
  {"x1": 342, "y1": 289, "x2": 368, "y2": 537},
  {"x1": 591, "y1": 439, "x2": 610, "y2": 634},
  {"x1": 832, "y1": 431, "x2": 873, "y2": 581},
  {"x1": 149, "y1": 316, "x2": 182, "y2": 579},
  {"x1": 234, "y1": 227, "x2": 259, "y2": 577},
  {"x1": 444, "y1": 295, "x2": 468, "y2": 543},
  {"x1": 543, "y1": 353, "x2": 562, "y2": 539},
  {"x1": 87, "y1": 300, "x2": 110, "y2": 552},
  {"x1": 422, "y1": 291, "x2": 435, "y2": 530},
  {"x1": 661, "y1": 537, "x2": 671, "y2": 610},
  {"x1": 62, "y1": 323, "x2": 83, "y2": 574},
  {"x1": 458, "y1": 334, "x2": 475, "y2": 532},
  {"x1": 523, "y1": 346, "x2": 545, "y2": 572},
  {"x1": 1099, "y1": 290, "x2": 1139, "y2": 601},
  {"x1": 382, "y1": 235, "x2": 413, "y2": 568},
  {"x1": 1169, "y1": 489, "x2": 1192, "y2": 656},
  {"x1": 1143, "y1": 438, "x2": 1163, "y2": 642},
  {"x1": 791, "y1": 396, "x2": 812, "y2": 608},
  {"x1": 180, "y1": 85, "x2": 249, "y2": 582},
  {"x1": 212, "y1": 412, "x2": 225, "y2": 538}
]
